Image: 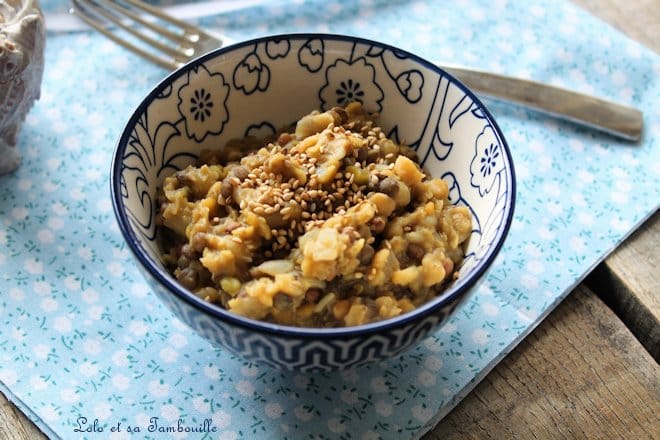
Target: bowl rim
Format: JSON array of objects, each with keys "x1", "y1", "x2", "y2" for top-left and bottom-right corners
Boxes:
[{"x1": 110, "y1": 32, "x2": 516, "y2": 339}]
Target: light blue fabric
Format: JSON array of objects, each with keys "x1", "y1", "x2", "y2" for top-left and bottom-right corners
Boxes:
[{"x1": 1, "y1": 0, "x2": 658, "y2": 439}]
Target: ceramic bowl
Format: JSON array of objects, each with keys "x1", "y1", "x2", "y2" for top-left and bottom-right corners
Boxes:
[{"x1": 111, "y1": 33, "x2": 515, "y2": 372}]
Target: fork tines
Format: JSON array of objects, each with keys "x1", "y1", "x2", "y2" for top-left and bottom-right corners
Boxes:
[{"x1": 71, "y1": 0, "x2": 223, "y2": 70}]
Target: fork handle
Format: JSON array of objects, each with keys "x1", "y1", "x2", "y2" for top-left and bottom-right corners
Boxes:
[{"x1": 438, "y1": 63, "x2": 643, "y2": 142}]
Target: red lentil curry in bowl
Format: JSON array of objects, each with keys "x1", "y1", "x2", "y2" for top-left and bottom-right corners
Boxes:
[{"x1": 111, "y1": 34, "x2": 515, "y2": 371}]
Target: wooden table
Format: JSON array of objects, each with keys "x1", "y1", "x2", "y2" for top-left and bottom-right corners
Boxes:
[
  {"x1": 1, "y1": 1, "x2": 658, "y2": 439},
  {"x1": 425, "y1": 2, "x2": 660, "y2": 437}
]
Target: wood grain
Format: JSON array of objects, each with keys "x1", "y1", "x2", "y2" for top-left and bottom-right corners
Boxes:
[
  {"x1": 570, "y1": 0, "x2": 660, "y2": 53},
  {"x1": 0, "y1": 1, "x2": 657, "y2": 439},
  {"x1": 425, "y1": 285, "x2": 660, "y2": 440},
  {"x1": 588, "y1": 213, "x2": 660, "y2": 359},
  {"x1": 426, "y1": 0, "x2": 660, "y2": 438},
  {"x1": 0, "y1": 397, "x2": 45, "y2": 440}
]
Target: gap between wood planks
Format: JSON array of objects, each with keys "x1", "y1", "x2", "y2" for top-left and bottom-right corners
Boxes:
[
  {"x1": 426, "y1": 285, "x2": 660, "y2": 439},
  {"x1": 586, "y1": 212, "x2": 659, "y2": 361}
]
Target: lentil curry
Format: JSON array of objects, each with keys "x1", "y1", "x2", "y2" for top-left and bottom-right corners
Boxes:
[{"x1": 158, "y1": 103, "x2": 472, "y2": 327}]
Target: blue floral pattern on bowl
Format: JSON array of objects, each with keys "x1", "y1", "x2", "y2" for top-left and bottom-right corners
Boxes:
[
  {"x1": 319, "y1": 57, "x2": 384, "y2": 111},
  {"x1": 178, "y1": 65, "x2": 230, "y2": 142},
  {"x1": 112, "y1": 34, "x2": 515, "y2": 371}
]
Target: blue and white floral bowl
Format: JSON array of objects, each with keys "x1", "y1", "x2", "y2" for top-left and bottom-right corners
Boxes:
[{"x1": 111, "y1": 34, "x2": 516, "y2": 372}]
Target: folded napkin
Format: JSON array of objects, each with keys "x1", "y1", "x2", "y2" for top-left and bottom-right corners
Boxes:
[{"x1": 1, "y1": 0, "x2": 658, "y2": 439}]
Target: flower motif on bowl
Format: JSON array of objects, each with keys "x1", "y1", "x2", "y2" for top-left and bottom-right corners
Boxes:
[
  {"x1": 297, "y1": 37, "x2": 324, "y2": 73},
  {"x1": 177, "y1": 64, "x2": 230, "y2": 142},
  {"x1": 470, "y1": 125, "x2": 505, "y2": 196},
  {"x1": 233, "y1": 51, "x2": 270, "y2": 95},
  {"x1": 395, "y1": 69, "x2": 424, "y2": 103},
  {"x1": 320, "y1": 57, "x2": 384, "y2": 111}
]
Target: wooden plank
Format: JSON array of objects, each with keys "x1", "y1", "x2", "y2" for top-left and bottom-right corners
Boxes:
[
  {"x1": 426, "y1": 1, "x2": 660, "y2": 437},
  {"x1": 1, "y1": 1, "x2": 657, "y2": 439},
  {"x1": 425, "y1": 285, "x2": 660, "y2": 439},
  {"x1": 560, "y1": 0, "x2": 660, "y2": 362},
  {"x1": 570, "y1": 0, "x2": 660, "y2": 53},
  {"x1": 587, "y1": 212, "x2": 660, "y2": 359},
  {"x1": 0, "y1": 396, "x2": 45, "y2": 440}
]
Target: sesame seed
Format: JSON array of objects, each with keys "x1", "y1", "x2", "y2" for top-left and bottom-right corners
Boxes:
[{"x1": 168, "y1": 105, "x2": 439, "y2": 287}]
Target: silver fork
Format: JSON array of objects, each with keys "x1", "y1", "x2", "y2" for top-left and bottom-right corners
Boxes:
[
  {"x1": 70, "y1": 0, "x2": 224, "y2": 69},
  {"x1": 70, "y1": 0, "x2": 643, "y2": 142}
]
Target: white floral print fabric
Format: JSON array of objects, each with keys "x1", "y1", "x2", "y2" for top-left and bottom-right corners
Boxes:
[{"x1": 0, "y1": 0, "x2": 658, "y2": 439}]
